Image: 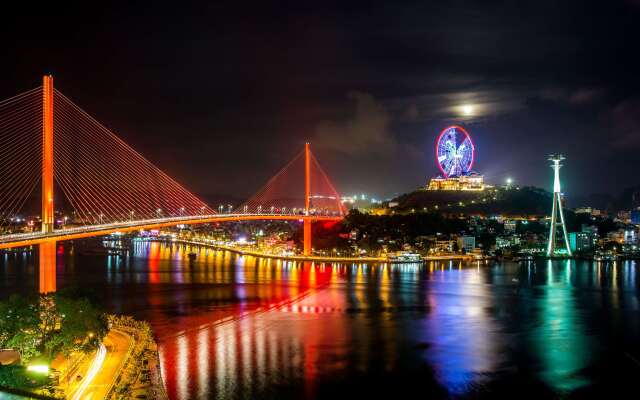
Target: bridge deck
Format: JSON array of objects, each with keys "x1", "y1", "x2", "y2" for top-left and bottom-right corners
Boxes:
[{"x1": 0, "y1": 214, "x2": 342, "y2": 249}]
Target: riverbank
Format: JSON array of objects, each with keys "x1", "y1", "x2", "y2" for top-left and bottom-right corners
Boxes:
[
  {"x1": 166, "y1": 238, "x2": 474, "y2": 263},
  {"x1": 105, "y1": 316, "x2": 168, "y2": 400}
]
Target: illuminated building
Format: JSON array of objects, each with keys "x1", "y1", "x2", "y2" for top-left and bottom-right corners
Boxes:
[
  {"x1": 504, "y1": 220, "x2": 516, "y2": 233},
  {"x1": 427, "y1": 126, "x2": 485, "y2": 191},
  {"x1": 616, "y1": 210, "x2": 631, "y2": 222},
  {"x1": 631, "y1": 208, "x2": 640, "y2": 224},
  {"x1": 568, "y1": 232, "x2": 594, "y2": 252},
  {"x1": 457, "y1": 235, "x2": 476, "y2": 252},
  {"x1": 427, "y1": 173, "x2": 485, "y2": 191},
  {"x1": 341, "y1": 194, "x2": 382, "y2": 210},
  {"x1": 574, "y1": 207, "x2": 601, "y2": 216}
]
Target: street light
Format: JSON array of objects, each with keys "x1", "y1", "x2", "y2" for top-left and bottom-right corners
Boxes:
[
  {"x1": 130, "y1": 211, "x2": 134, "y2": 222},
  {"x1": 506, "y1": 177, "x2": 513, "y2": 188},
  {"x1": 99, "y1": 213, "x2": 104, "y2": 224},
  {"x1": 157, "y1": 208, "x2": 162, "y2": 218}
]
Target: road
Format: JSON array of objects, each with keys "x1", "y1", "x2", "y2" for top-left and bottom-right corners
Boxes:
[
  {"x1": 66, "y1": 329, "x2": 133, "y2": 400},
  {"x1": 0, "y1": 213, "x2": 342, "y2": 249}
]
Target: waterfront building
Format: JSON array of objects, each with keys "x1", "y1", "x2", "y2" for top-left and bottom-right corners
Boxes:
[
  {"x1": 457, "y1": 235, "x2": 476, "y2": 252},
  {"x1": 431, "y1": 239, "x2": 454, "y2": 253},
  {"x1": 569, "y1": 232, "x2": 594, "y2": 252}
]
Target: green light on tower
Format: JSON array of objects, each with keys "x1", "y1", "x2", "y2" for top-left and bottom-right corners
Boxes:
[{"x1": 546, "y1": 155, "x2": 572, "y2": 257}]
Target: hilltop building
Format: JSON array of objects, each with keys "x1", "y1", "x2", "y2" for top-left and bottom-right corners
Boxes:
[{"x1": 427, "y1": 173, "x2": 485, "y2": 191}]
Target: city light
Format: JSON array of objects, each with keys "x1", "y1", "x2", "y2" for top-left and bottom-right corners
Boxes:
[
  {"x1": 27, "y1": 364, "x2": 49, "y2": 374},
  {"x1": 70, "y1": 343, "x2": 107, "y2": 400}
]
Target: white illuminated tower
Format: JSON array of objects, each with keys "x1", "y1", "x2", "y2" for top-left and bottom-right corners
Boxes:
[{"x1": 547, "y1": 155, "x2": 572, "y2": 257}]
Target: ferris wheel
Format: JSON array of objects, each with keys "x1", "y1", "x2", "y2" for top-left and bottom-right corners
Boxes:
[{"x1": 435, "y1": 125, "x2": 475, "y2": 178}]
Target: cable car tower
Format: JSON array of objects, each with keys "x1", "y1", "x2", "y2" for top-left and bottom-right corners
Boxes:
[{"x1": 546, "y1": 154, "x2": 572, "y2": 257}]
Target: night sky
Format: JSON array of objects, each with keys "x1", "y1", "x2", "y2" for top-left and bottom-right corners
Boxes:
[{"x1": 2, "y1": 1, "x2": 639, "y2": 203}]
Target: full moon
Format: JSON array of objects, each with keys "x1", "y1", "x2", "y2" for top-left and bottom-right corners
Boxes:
[{"x1": 461, "y1": 104, "x2": 474, "y2": 116}]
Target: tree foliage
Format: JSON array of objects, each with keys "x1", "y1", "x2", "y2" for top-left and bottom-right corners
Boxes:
[
  {"x1": 0, "y1": 294, "x2": 108, "y2": 363},
  {"x1": 343, "y1": 210, "x2": 467, "y2": 251}
]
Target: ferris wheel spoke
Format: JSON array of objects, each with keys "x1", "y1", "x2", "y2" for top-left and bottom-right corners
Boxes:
[
  {"x1": 441, "y1": 157, "x2": 453, "y2": 175},
  {"x1": 436, "y1": 126, "x2": 474, "y2": 177}
]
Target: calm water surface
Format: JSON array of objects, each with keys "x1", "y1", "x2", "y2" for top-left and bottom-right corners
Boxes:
[{"x1": 1, "y1": 239, "x2": 639, "y2": 399}]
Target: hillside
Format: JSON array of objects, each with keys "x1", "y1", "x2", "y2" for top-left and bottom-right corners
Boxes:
[{"x1": 392, "y1": 186, "x2": 552, "y2": 216}]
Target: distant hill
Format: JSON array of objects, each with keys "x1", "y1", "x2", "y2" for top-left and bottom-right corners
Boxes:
[
  {"x1": 568, "y1": 185, "x2": 640, "y2": 213},
  {"x1": 391, "y1": 186, "x2": 552, "y2": 216},
  {"x1": 613, "y1": 185, "x2": 640, "y2": 211},
  {"x1": 566, "y1": 193, "x2": 615, "y2": 211}
]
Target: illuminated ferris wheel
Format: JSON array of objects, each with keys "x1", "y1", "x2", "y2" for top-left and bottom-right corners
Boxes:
[{"x1": 435, "y1": 125, "x2": 475, "y2": 178}]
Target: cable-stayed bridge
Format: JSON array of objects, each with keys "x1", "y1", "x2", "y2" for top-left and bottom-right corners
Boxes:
[{"x1": 0, "y1": 76, "x2": 345, "y2": 255}]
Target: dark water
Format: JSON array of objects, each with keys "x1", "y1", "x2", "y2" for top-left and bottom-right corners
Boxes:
[{"x1": 1, "y1": 239, "x2": 640, "y2": 399}]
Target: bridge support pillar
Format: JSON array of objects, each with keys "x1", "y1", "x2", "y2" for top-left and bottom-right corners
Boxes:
[
  {"x1": 39, "y1": 241, "x2": 56, "y2": 293},
  {"x1": 303, "y1": 219, "x2": 312, "y2": 256},
  {"x1": 42, "y1": 75, "x2": 54, "y2": 233},
  {"x1": 303, "y1": 142, "x2": 312, "y2": 256}
]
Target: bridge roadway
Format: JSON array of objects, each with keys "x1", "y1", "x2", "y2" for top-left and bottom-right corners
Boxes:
[{"x1": 0, "y1": 213, "x2": 342, "y2": 250}]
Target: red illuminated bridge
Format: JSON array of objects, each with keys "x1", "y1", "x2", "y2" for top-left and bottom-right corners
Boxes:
[{"x1": 0, "y1": 76, "x2": 346, "y2": 256}]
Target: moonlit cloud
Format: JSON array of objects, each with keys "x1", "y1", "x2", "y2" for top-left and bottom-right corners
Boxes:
[{"x1": 314, "y1": 91, "x2": 397, "y2": 155}]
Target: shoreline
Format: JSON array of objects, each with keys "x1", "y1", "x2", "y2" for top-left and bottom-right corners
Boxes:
[
  {"x1": 105, "y1": 315, "x2": 168, "y2": 400},
  {"x1": 161, "y1": 238, "x2": 475, "y2": 263}
]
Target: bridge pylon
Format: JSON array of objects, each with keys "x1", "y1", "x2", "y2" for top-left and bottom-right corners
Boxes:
[
  {"x1": 304, "y1": 142, "x2": 312, "y2": 255},
  {"x1": 42, "y1": 75, "x2": 54, "y2": 233}
]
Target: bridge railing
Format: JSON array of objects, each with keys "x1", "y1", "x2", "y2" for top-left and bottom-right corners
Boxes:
[{"x1": 0, "y1": 212, "x2": 343, "y2": 245}]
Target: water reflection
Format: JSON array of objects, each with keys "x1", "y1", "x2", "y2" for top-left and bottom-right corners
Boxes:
[
  {"x1": 2, "y1": 240, "x2": 640, "y2": 398},
  {"x1": 422, "y1": 261, "x2": 499, "y2": 394},
  {"x1": 527, "y1": 260, "x2": 592, "y2": 392}
]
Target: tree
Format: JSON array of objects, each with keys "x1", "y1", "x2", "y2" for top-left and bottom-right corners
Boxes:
[
  {"x1": 0, "y1": 295, "x2": 40, "y2": 361},
  {"x1": 0, "y1": 293, "x2": 108, "y2": 363}
]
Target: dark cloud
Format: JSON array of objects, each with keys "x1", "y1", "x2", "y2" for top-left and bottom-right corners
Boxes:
[
  {"x1": 610, "y1": 100, "x2": 640, "y2": 148},
  {"x1": 314, "y1": 91, "x2": 397, "y2": 155},
  {"x1": 0, "y1": 0, "x2": 638, "y2": 199}
]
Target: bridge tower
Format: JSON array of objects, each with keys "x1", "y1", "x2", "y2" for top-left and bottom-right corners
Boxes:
[
  {"x1": 42, "y1": 75, "x2": 54, "y2": 233},
  {"x1": 303, "y1": 142, "x2": 312, "y2": 255},
  {"x1": 546, "y1": 154, "x2": 572, "y2": 257}
]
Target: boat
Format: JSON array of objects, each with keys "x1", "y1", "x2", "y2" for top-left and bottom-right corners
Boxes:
[{"x1": 388, "y1": 252, "x2": 423, "y2": 263}]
